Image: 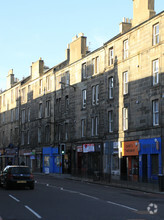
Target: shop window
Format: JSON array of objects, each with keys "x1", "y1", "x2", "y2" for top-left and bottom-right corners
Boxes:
[
  {"x1": 111, "y1": 154, "x2": 119, "y2": 171},
  {"x1": 44, "y1": 156, "x2": 50, "y2": 167}
]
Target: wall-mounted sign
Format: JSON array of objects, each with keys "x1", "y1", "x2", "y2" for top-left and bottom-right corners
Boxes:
[
  {"x1": 77, "y1": 146, "x2": 83, "y2": 152},
  {"x1": 83, "y1": 144, "x2": 95, "y2": 153},
  {"x1": 122, "y1": 141, "x2": 139, "y2": 156}
]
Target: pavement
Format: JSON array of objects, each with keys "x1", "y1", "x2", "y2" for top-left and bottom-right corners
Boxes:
[{"x1": 34, "y1": 172, "x2": 164, "y2": 194}]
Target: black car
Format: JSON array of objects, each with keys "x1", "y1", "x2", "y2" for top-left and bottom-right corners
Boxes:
[{"x1": 0, "y1": 165, "x2": 35, "y2": 189}]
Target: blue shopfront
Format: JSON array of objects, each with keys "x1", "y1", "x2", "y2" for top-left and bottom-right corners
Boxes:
[
  {"x1": 43, "y1": 147, "x2": 62, "y2": 174},
  {"x1": 139, "y1": 137, "x2": 162, "y2": 181}
]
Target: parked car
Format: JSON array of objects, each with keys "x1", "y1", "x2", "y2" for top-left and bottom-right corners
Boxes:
[{"x1": 0, "y1": 165, "x2": 34, "y2": 189}]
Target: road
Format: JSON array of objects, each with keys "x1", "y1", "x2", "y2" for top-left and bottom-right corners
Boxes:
[{"x1": 0, "y1": 174, "x2": 164, "y2": 220}]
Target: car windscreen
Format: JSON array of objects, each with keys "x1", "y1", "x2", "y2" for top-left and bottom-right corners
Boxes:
[{"x1": 10, "y1": 167, "x2": 30, "y2": 174}]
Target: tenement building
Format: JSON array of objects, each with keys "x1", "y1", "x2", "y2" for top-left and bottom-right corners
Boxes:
[{"x1": 0, "y1": 0, "x2": 164, "y2": 182}]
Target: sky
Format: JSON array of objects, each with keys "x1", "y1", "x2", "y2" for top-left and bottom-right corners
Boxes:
[{"x1": 0, "y1": 0, "x2": 163, "y2": 91}]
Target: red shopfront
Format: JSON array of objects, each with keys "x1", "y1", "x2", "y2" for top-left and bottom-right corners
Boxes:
[
  {"x1": 77, "y1": 143, "x2": 102, "y2": 178},
  {"x1": 122, "y1": 141, "x2": 139, "y2": 181}
]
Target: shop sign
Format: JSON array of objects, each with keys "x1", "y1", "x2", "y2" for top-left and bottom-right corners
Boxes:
[
  {"x1": 122, "y1": 141, "x2": 139, "y2": 156},
  {"x1": 77, "y1": 146, "x2": 83, "y2": 153},
  {"x1": 113, "y1": 142, "x2": 120, "y2": 149},
  {"x1": 139, "y1": 137, "x2": 161, "y2": 154},
  {"x1": 83, "y1": 144, "x2": 95, "y2": 153}
]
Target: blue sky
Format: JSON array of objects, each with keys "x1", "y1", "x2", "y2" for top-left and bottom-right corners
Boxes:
[{"x1": 0, "y1": 0, "x2": 163, "y2": 91}]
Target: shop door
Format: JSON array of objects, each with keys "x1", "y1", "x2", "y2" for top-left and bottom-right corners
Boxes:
[
  {"x1": 142, "y1": 155, "x2": 147, "y2": 182},
  {"x1": 54, "y1": 155, "x2": 62, "y2": 174},
  {"x1": 151, "y1": 154, "x2": 158, "y2": 180},
  {"x1": 121, "y1": 157, "x2": 127, "y2": 180}
]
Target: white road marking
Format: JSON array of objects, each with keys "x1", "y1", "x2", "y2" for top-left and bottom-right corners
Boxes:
[
  {"x1": 62, "y1": 188, "x2": 78, "y2": 194},
  {"x1": 79, "y1": 193, "x2": 99, "y2": 200},
  {"x1": 39, "y1": 181, "x2": 138, "y2": 212},
  {"x1": 107, "y1": 200, "x2": 138, "y2": 212},
  {"x1": 9, "y1": 194, "x2": 20, "y2": 202},
  {"x1": 25, "y1": 205, "x2": 42, "y2": 219}
]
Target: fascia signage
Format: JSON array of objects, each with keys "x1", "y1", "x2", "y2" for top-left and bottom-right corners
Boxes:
[
  {"x1": 122, "y1": 141, "x2": 139, "y2": 156},
  {"x1": 83, "y1": 144, "x2": 95, "y2": 153},
  {"x1": 77, "y1": 146, "x2": 83, "y2": 153}
]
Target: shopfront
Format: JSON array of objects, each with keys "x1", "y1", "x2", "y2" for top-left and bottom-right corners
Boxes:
[
  {"x1": 42, "y1": 147, "x2": 62, "y2": 174},
  {"x1": 139, "y1": 137, "x2": 162, "y2": 181},
  {"x1": 19, "y1": 149, "x2": 36, "y2": 171},
  {"x1": 76, "y1": 145, "x2": 83, "y2": 175},
  {"x1": 122, "y1": 141, "x2": 139, "y2": 181},
  {"x1": 111, "y1": 142, "x2": 121, "y2": 178},
  {"x1": 77, "y1": 143, "x2": 102, "y2": 178}
]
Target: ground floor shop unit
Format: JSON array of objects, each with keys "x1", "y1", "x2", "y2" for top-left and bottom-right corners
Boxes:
[
  {"x1": 139, "y1": 137, "x2": 162, "y2": 181},
  {"x1": 42, "y1": 145, "x2": 72, "y2": 174},
  {"x1": 121, "y1": 141, "x2": 139, "y2": 181},
  {"x1": 42, "y1": 147, "x2": 62, "y2": 174},
  {"x1": 74, "y1": 143, "x2": 102, "y2": 178}
]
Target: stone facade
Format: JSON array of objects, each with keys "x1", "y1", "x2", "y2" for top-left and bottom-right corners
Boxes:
[{"x1": 0, "y1": 0, "x2": 164, "y2": 180}]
